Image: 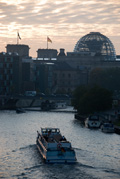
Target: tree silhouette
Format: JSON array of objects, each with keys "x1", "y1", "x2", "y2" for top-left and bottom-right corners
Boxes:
[
  {"x1": 72, "y1": 85, "x2": 112, "y2": 115},
  {"x1": 90, "y1": 67, "x2": 120, "y2": 91}
]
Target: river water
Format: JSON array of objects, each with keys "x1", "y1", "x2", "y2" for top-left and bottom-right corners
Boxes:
[{"x1": 0, "y1": 109, "x2": 120, "y2": 179}]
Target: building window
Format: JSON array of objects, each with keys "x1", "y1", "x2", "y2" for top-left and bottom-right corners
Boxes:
[
  {"x1": 6, "y1": 75, "x2": 9, "y2": 80},
  {"x1": 10, "y1": 81, "x2": 13, "y2": 85},
  {"x1": 9, "y1": 64, "x2": 12, "y2": 68},
  {"x1": 0, "y1": 75, "x2": 3, "y2": 80},
  {"x1": 68, "y1": 73, "x2": 71, "y2": 78},
  {"x1": 10, "y1": 69, "x2": 13, "y2": 74},
  {"x1": 37, "y1": 71, "x2": 39, "y2": 76},
  {"x1": 6, "y1": 87, "x2": 9, "y2": 92},
  {"x1": 4, "y1": 63, "x2": 7, "y2": 68},
  {"x1": 55, "y1": 80, "x2": 57, "y2": 85},
  {"x1": 0, "y1": 63, "x2": 3, "y2": 68},
  {"x1": 4, "y1": 81, "x2": 7, "y2": 86},
  {"x1": 7, "y1": 63, "x2": 9, "y2": 68},
  {"x1": 4, "y1": 69, "x2": 7, "y2": 74},
  {"x1": 5, "y1": 58, "x2": 7, "y2": 62},
  {"x1": 54, "y1": 73, "x2": 57, "y2": 78},
  {"x1": 11, "y1": 58, "x2": 13, "y2": 63},
  {"x1": 68, "y1": 81, "x2": 71, "y2": 86}
]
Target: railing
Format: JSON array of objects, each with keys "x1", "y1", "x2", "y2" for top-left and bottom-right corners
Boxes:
[{"x1": 37, "y1": 131, "x2": 48, "y2": 148}]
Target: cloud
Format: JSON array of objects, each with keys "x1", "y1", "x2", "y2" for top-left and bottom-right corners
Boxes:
[{"x1": 0, "y1": 0, "x2": 120, "y2": 56}]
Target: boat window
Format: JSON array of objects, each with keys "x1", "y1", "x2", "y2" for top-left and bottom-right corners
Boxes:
[
  {"x1": 106, "y1": 124, "x2": 109, "y2": 127},
  {"x1": 51, "y1": 129, "x2": 56, "y2": 133},
  {"x1": 110, "y1": 124, "x2": 113, "y2": 127},
  {"x1": 89, "y1": 116, "x2": 98, "y2": 121},
  {"x1": 42, "y1": 129, "x2": 47, "y2": 133},
  {"x1": 105, "y1": 123, "x2": 113, "y2": 127},
  {"x1": 57, "y1": 129, "x2": 60, "y2": 133},
  {"x1": 41, "y1": 128, "x2": 60, "y2": 134}
]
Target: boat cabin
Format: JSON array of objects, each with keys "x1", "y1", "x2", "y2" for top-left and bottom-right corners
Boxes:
[
  {"x1": 103, "y1": 123, "x2": 114, "y2": 128},
  {"x1": 40, "y1": 128, "x2": 67, "y2": 144},
  {"x1": 89, "y1": 115, "x2": 99, "y2": 121},
  {"x1": 41, "y1": 128, "x2": 60, "y2": 135}
]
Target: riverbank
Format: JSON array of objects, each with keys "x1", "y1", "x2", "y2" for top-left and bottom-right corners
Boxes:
[
  {"x1": 21, "y1": 106, "x2": 76, "y2": 113},
  {"x1": 74, "y1": 110, "x2": 120, "y2": 134}
]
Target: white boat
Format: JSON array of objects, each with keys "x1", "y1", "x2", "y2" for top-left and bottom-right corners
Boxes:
[
  {"x1": 101, "y1": 123, "x2": 114, "y2": 133},
  {"x1": 85, "y1": 115, "x2": 101, "y2": 128},
  {"x1": 54, "y1": 102, "x2": 67, "y2": 109},
  {"x1": 36, "y1": 128, "x2": 77, "y2": 163}
]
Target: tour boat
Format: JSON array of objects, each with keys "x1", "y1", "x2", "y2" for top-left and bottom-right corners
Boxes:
[
  {"x1": 101, "y1": 123, "x2": 114, "y2": 133},
  {"x1": 85, "y1": 115, "x2": 101, "y2": 128},
  {"x1": 36, "y1": 128, "x2": 77, "y2": 163}
]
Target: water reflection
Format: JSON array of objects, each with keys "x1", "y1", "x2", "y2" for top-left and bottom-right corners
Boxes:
[{"x1": 0, "y1": 110, "x2": 120, "y2": 179}]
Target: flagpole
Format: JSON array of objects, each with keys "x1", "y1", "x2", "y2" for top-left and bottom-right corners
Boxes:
[
  {"x1": 17, "y1": 32, "x2": 18, "y2": 44},
  {"x1": 17, "y1": 31, "x2": 19, "y2": 45},
  {"x1": 47, "y1": 36, "x2": 48, "y2": 49}
]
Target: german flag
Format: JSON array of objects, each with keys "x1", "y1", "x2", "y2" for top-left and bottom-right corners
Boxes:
[
  {"x1": 47, "y1": 36, "x2": 52, "y2": 43},
  {"x1": 61, "y1": 147, "x2": 65, "y2": 152},
  {"x1": 18, "y1": 32, "x2": 21, "y2": 40}
]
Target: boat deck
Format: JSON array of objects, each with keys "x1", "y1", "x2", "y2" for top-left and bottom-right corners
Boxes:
[
  {"x1": 36, "y1": 128, "x2": 76, "y2": 163},
  {"x1": 43, "y1": 134, "x2": 69, "y2": 143}
]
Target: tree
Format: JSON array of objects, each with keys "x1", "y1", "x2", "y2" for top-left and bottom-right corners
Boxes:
[
  {"x1": 90, "y1": 67, "x2": 120, "y2": 91},
  {"x1": 72, "y1": 85, "x2": 88, "y2": 110},
  {"x1": 72, "y1": 85, "x2": 112, "y2": 115}
]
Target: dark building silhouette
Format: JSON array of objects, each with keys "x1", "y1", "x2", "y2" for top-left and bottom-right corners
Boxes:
[
  {"x1": 0, "y1": 52, "x2": 22, "y2": 95},
  {"x1": 22, "y1": 58, "x2": 35, "y2": 93},
  {"x1": 34, "y1": 60, "x2": 54, "y2": 94},
  {"x1": 1, "y1": 32, "x2": 120, "y2": 96},
  {"x1": 6, "y1": 44, "x2": 30, "y2": 57},
  {"x1": 53, "y1": 61, "x2": 88, "y2": 94},
  {"x1": 37, "y1": 49, "x2": 58, "y2": 59},
  {"x1": 58, "y1": 48, "x2": 66, "y2": 57}
]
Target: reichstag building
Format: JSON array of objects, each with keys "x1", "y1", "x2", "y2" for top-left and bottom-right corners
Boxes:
[{"x1": 0, "y1": 32, "x2": 120, "y2": 95}]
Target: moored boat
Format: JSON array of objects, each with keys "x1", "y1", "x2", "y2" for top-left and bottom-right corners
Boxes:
[
  {"x1": 101, "y1": 123, "x2": 114, "y2": 133},
  {"x1": 36, "y1": 128, "x2": 77, "y2": 163},
  {"x1": 75, "y1": 113, "x2": 86, "y2": 122},
  {"x1": 16, "y1": 107, "x2": 26, "y2": 113},
  {"x1": 85, "y1": 115, "x2": 101, "y2": 128}
]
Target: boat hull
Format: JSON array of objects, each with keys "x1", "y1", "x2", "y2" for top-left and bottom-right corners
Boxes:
[
  {"x1": 101, "y1": 128, "x2": 114, "y2": 133},
  {"x1": 85, "y1": 120, "x2": 101, "y2": 128},
  {"x1": 36, "y1": 139, "x2": 76, "y2": 164},
  {"x1": 101, "y1": 123, "x2": 114, "y2": 133},
  {"x1": 85, "y1": 115, "x2": 101, "y2": 128}
]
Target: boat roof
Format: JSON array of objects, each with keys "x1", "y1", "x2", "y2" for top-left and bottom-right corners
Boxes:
[
  {"x1": 41, "y1": 128, "x2": 60, "y2": 134},
  {"x1": 89, "y1": 115, "x2": 99, "y2": 120},
  {"x1": 103, "y1": 123, "x2": 114, "y2": 127}
]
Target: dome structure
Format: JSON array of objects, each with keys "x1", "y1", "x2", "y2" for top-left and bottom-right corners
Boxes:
[{"x1": 74, "y1": 32, "x2": 116, "y2": 60}]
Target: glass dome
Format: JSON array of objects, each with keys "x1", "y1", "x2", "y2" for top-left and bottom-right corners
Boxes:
[{"x1": 74, "y1": 32, "x2": 116, "y2": 60}]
